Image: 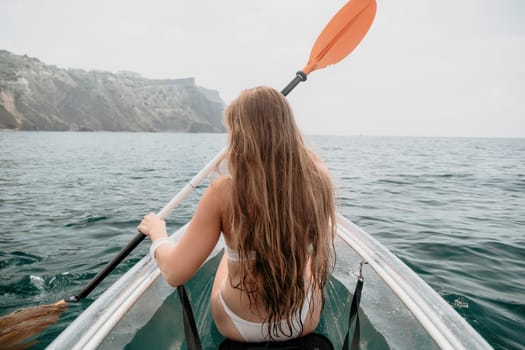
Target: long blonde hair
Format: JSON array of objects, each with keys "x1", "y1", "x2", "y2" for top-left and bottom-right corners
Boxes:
[{"x1": 224, "y1": 86, "x2": 336, "y2": 338}]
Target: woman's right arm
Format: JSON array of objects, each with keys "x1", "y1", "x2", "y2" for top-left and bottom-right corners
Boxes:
[{"x1": 139, "y1": 176, "x2": 228, "y2": 286}]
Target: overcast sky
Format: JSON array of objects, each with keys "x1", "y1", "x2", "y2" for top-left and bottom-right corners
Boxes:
[{"x1": 1, "y1": 0, "x2": 524, "y2": 137}]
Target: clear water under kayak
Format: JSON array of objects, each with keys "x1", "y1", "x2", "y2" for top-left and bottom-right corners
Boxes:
[{"x1": 47, "y1": 214, "x2": 492, "y2": 350}]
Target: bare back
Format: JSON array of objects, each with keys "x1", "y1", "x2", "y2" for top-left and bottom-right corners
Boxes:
[{"x1": 210, "y1": 176, "x2": 323, "y2": 342}]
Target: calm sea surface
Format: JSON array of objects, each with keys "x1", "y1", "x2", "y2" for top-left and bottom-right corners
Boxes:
[{"x1": 0, "y1": 132, "x2": 524, "y2": 349}]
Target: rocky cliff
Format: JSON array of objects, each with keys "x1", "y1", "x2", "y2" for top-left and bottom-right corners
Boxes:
[{"x1": 0, "y1": 50, "x2": 225, "y2": 132}]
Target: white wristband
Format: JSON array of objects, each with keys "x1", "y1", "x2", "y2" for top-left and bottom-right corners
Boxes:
[{"x1": 149, "y1": 237, "x2": 176, "y2": 259}]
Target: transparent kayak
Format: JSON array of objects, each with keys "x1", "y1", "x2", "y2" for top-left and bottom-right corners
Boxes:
[{"x1": 47, "y1": 214, "x2": 492, "y2": 350}]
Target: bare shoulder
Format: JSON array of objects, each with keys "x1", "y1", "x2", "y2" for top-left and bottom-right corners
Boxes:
[
  {"x1": 209, "y1": 175, "x2": 232, "y2": 193},
  {"x1": 308, "y1": 151, "x2": 331, "y2": 178},
  {"x1": 316, "y1": 160, "x2": 330, "y2": 177},
  {"x1": 203, "y1": 176, "x2": 232, "y2": 208}
]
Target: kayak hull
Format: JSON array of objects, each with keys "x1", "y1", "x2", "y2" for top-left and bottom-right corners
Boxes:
[{"x1": 47, "y1": 216, "x2": 492, "y2": 350}]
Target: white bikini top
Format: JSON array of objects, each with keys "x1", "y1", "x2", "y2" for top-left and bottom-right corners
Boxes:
[
  {"x1": 225, "y1": 241, "x2": 314, "y2": 262},
  {"x1": 224, "y1": 242, "x2": 256, "y2": 262}
]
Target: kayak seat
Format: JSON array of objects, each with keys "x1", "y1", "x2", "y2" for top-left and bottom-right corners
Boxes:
[{"x1": 218, "y1": 333, "x2": 334, "y2": 350}]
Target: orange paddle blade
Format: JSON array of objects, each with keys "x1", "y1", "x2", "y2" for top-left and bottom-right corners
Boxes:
[{"x1": 302, "y1": 0, "x2": 377, "y2": 75}]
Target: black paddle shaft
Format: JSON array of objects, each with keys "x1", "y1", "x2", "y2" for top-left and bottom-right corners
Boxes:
[
  {"x1": 65, "y1": 232, "x2": 147, "y2": 302},
  {"x1": 281, "y1": 71, "x2": 307, "y2": 96}
]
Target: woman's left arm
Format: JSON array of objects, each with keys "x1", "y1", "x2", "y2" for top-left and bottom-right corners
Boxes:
[{"x1": 138, "y1": 178, "x2": 225, "y2": 286}]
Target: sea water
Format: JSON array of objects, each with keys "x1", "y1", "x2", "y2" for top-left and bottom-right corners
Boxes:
[{"x1": 0, "y1": 132, "x2": 524, "y2": 349}]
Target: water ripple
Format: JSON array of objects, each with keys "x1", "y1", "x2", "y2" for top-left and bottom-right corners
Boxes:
[{"x1": 0, "y1": 133, "x2": 523, "y2": 349}]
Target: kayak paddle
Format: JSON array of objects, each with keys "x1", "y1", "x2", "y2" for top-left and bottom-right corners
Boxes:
[{"x1": 282, "y1": 0, "x2": 376, "y2": 95}]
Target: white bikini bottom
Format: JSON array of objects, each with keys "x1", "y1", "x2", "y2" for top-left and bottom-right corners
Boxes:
[{"x1": 217, "y1": 289, "x2": 312, "y2": 342}]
